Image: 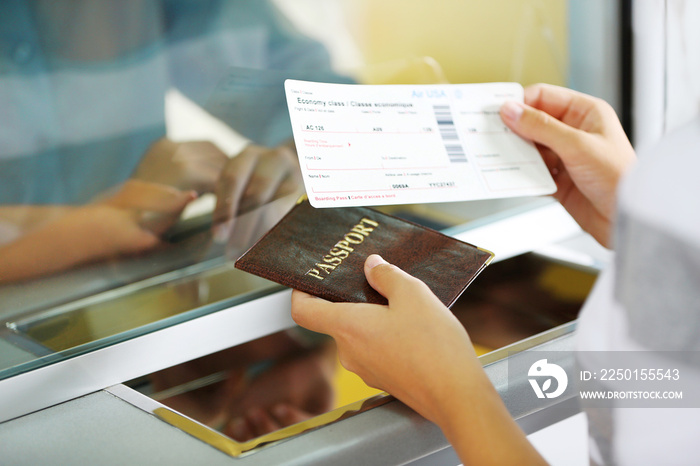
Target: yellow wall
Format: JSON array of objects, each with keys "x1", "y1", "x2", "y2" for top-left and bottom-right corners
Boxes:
[{"x1": 348, "y1": 0, "x2": 568, "y2": 86}]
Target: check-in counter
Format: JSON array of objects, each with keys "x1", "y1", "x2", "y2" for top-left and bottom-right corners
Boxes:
[
  {"x1": 0, "y1": 2, "x2": 622, "y2": 461},
  {"x1": 0, "y1": 195, "x2": 606, "y2": 464}
]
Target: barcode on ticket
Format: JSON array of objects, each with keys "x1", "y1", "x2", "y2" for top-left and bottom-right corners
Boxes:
[{"x1": 433, "y1": 104, "x2": 467, "y2": 163}]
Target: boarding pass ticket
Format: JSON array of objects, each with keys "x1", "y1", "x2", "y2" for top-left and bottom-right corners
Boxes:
[{"x1": 284, "y1": 80, "x2": 555, "y2": 208}]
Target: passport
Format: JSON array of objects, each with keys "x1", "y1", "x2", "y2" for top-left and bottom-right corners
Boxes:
[{"x1": 234, "y1": 199, "x2": 494, "y2": 307}]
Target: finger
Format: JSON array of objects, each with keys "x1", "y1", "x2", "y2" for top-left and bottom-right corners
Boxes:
[
  {"x1": 270, "y1": 403, "x2": 311, "y2": 427},
  {"x1": 272, "y1": 146, "x2": 304, "y2": 200},
  {"x1": 212, "y1": 149, "x2": 260, "y2": 241},
  {"x1": 224, "y1": 416, "x2": 252, "y2": 442},
  {"x1": 290, "y1": 290, "x2": 335, "y2": 334},
  {"x1": 246, "y1": 407, "x2": 280, "y2": 438},
  {"x1": 363, "y1": 254, "x2": 428, "y2": 303},
  {"x1": 535, "y1": 143, "x2": 569, "y2": 193},
  {"x1": 529, "y1": 84, "x2": 625, "y2": 140},
  {"x1": 100, "y1": 208, "x2": 162, "y2": 253},
  {"x1": 535, "y1": 144, "x2": 562, "y2": 174},
  {"x1": 133, "y1": 191, "x2": 197, "y2": 235},
  {"x1": 524, "y1": 83, "x2": 584, "y2": 118},
  {"x1": 523, "y1": 84, "x2": 600, "y2": 123},
  {"x1": 274, "y1": 172, "x2": 304, "y2": 199},
  {"x1": 137, "y1": 211, "x2": 181, "y2": 236},
  {"x1": 107, "y1": 180, "x2": 197, "y2": 212},
  {"x1": 174, "y1": 141, "x2": 229, "y2": 170},
  {"x1": 156, "y1": 190, "x2": 198, "y2": 216},
  {"x1": 238, "y1": 150, "x2": 294, "y2": 213},
  {"x1": 124, "y1": 227, "x2": 161, "y2": 253},
  {"x1": 173, "y1": 141, "x2": 229, "y2": 193},
  {"x1": 290, "y1": 290, "x2": 360, "y2": 336},
  {"x1": 500, "y1": 100, "x2": 586, "y2": 156},
  {"x1": 552, "y1": 177, "x2": 613, "y2": 246}
]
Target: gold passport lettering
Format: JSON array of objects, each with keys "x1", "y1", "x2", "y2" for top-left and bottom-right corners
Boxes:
[{"x1": 306, "y1": 217, "x2": 379, "y2": 280}]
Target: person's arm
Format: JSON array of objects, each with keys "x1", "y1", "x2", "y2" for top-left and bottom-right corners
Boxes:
[
  {"x1": 500, "y1": 84, "x2": 636, "y2": 248},
  {"x1": 291, "y1": 85, "x2": 635, "y2": 464},
  {"x1": 0, "y1": 180, "x2": 195, "y2": 282},
  {"x1": 292, "y1": 255, "x2": 546, "y2": 465},
  {"x1": 0, "y1": 206, "x2": 75, "y2": 234}
]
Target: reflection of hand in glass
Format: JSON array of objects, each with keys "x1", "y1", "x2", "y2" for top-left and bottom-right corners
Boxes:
[
  {"x1": 149, "y1": 333, "x2": 335, "y2": 442},
  {"x1": 147, "y1": 332, "x2": 301, "y2": 428},
  {"x1": 100, "y1": 179, "x2": 197, "y2": 236},
  {"x1": 0, "y1": 180, "x2": 195, "y2": 282},
  {"x1": 222, "y1": 345, "x2": 336, "y2": 442},
  {"x1": 212, "y1": 143, "x2": 303, "y2": 243},
  {"x1": 132, "y1": 138, "x2": 304, "y2": 244},
  {"x1": 133, "y1": 138, "x2": 230, "y2": 194}
]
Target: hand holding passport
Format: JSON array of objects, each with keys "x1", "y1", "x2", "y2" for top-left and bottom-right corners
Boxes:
[{"x1": 235, "y1": 199, "x2": 493, "y2": 306}]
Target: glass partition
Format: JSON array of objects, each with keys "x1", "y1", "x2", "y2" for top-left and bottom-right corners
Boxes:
[{"x1": 0, "y1": 0, "x2": 621, "y2": 401}]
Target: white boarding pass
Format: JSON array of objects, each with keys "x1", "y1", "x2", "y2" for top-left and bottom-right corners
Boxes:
[{"x1": 284, "y1": 80, "x2": 555, "y2": 208}]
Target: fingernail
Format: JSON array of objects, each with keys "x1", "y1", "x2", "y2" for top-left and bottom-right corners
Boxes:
[
  {"x1": 365, "y1": 254, "x2": 386, "y2": 269},
  {"x1": 501, "y1": 101, "x2": 524, "y2": 122}
]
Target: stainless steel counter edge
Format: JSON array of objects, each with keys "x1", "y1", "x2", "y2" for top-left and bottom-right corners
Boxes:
[
  {"x1": 0, "y1": 289, "x2": 295, "y2": 423},
  {"x1": 105, "y1": 322, "x2": 579, "y2": 465}
]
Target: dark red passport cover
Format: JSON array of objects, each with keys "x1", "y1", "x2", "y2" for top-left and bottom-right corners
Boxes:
[{"x1": 234, "y1": 200, "x2": 494, "y2": 307}]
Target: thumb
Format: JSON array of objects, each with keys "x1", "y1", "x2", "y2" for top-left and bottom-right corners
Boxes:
[
  {"x1": 500, "y1": 100, "x2": 585, "y2": 159},
  {"x1": 364, "y1": 254, "x2": 424, "y2": 302}
]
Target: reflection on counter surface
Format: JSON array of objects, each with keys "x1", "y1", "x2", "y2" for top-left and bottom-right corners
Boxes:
[{"x1": 122, "y1": 252, "x2": 595, "y2": 457}]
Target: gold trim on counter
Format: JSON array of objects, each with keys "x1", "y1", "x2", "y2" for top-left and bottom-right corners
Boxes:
[{"x1": 154, "y1": 392, "x2": 392, "y2": 457}]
